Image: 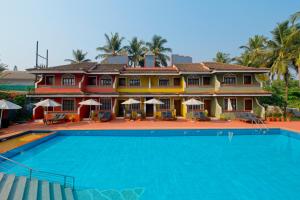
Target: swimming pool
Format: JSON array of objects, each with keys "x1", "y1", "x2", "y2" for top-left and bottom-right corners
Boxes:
[{"x1": 1, "y1": 129, "x2": 300, "y2": 200}]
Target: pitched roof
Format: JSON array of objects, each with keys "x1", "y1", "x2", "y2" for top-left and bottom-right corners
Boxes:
[
  {"x1": 26, "y1": 62, "x2": 97, "y2": 72},
  {"x1": 120, "y1": 66, "x2": 179, "y2": 74},
  {"x1": 202, "y1": 62, "x2": 269, "y2": 71},
  {"x1": 0, "y1": 71, "x2": 35, "y2": 80},
  {"x1": 89, "y1": 64, "x2": 125, "y2": 73},
  {"x1": 175, "y1": 63, "x2": 210, "y2": 73}
]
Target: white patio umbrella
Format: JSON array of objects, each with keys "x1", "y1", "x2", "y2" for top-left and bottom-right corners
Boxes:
[
  {"x1": 182, "y1": 98, "x2": 204, "y2": 118},
  {"x1": 34, "y1": 99, "x2": 61, "y2": 113},
  {"x1": 144, "y1": 98, "x2": 164, "y2": 117},
  {"x1": 0, "y1": 99, "x2": 22, "y2": 128},
  {"x1": 79, "y1": 99, "x2": 102, "y2": 120},
  {"x1": 122, "y1": 98, "x2": 141, "y2": 113},
  {"x1": 227, "y1": 98, "x2": 233, "y2": 111}
]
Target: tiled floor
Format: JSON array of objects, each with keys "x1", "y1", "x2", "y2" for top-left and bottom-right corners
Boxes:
[{"x1": 1, "y1": 119, "x2": 299, "y2": 138}]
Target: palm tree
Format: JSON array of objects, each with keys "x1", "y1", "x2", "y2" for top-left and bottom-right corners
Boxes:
[
  {"x1": 238, "y1": 35, "x2": 268, "y2": 67},
  {"x1": 0, "y1": 59, "x2": 7, "y2": 72},
  {"x1": 290, "y1": 11, "x2": 300, "y2": 25},
  {"x1": 267, "y1": 21, "x2": 300, "y2": 112},
  {"x1": 146, "y1": 35, "x2": 172, "y2": 66},
  {"x1": 124, "y1": 37, "x2": 147, "y2": 67},
  {"x1": 95, "y1": 33, "x2": 125, "y2": 60},
  {"x1": 65, "y1": 49, "x2": 91, "y2": 64},
  {"x1": 213, "y1": 52, "x2": 232, "y2": 63}
]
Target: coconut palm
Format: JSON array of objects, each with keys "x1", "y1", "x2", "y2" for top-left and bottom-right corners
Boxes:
[
  {"x1": 124, "y1": 37, "x2": 147, "y2": 67},
  {"x1": 146, "y1": 35, "x2": 172, "y2": 66},
  {"x1": 267, "y1": 21, "x2": 300, "y2": 111},
  {"x1": 237, "y1": 35, "x2": 268, "y2": 67},
  {"x1": 290, "y1": 11, "x2": 300, "y2": 25},
  {"x1": 65, "y1": 49, "x2": 91, "y2": 64},
  {"x1": 0, "y1": 59, "x2": 7, "y2": 72},
  {"x1": 95, "y1": 33, "x2": 125, "y2": 60},
  {"x1": 213, "y1": 52, "x2": 232, "y2": 63}
]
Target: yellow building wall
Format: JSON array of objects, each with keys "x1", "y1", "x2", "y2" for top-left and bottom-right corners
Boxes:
[{"x1": 116, "y1": 76, "x2": 184, "y2": 93}]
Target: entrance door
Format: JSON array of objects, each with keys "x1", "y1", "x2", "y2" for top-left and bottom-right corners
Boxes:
[
  {"x1": 204, "y1": 99, "x2": 212, "y2": 116},
  {"x1": 244, "y1": 99, "x2": 253, "y2": 111},
  {"x1": 117, "y1": 100, "x2": 125, "y2": 117},
  {"x1": 174, "y1": 99, "x2": 182, "y2": 116}
]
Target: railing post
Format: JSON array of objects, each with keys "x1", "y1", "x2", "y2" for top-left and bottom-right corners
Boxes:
[
  {"x1": 64, "y1": 176, "x2": 67, "y2": 188},
  {"x1": 29, "y1": 169, "x2": 32, "y2": 180}
]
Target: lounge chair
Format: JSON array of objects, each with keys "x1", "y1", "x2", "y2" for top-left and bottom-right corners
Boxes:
[
  {"x1": 195, "y1": 112, "x2": 210, "y2": 121},
  {"x1": 98, "y1": 111, "x2": 112, "y2": 122},
  {"x1": 161, "y1": 111, "x2": 176, "y2": 121},
  {"x1": 238, "y1": 112, "x2": 263, "y2": 124},
  {"x1": 44, "y1": 113, "x2": 65, "y2": 125}
]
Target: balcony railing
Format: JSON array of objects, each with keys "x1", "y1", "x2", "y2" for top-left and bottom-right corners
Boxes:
[
  {"x1": 37, "y1": 85, "x2": 79, "y2": 88},
  {"x1": 220, "y1": 83, "x2": 261, "y2": 87}
]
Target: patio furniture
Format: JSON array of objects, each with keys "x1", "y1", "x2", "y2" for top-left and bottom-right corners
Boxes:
[
  {"x1": 161, "y1": 111, "x2": 176, "y2": 121},
  {"x1": 98, "y1": 111, "x2": 112, "y2": 122},
  {"x1": 44, "y1": 113, "x2": 66, "y2": 125},
  {"x1": 238, "y1": 112, "x2": 262, "y2": 124},
  {"x1": 195, "y1": 112, "x2": 210, "y2": 121}
]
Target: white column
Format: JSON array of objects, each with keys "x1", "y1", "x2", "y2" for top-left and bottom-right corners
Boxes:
[
  {"x1": 148, "y1": 77, "x2": 151, "y2": 88},
  {"x1": 113, "y1": 76, "x2": 117, "y2": 89}
]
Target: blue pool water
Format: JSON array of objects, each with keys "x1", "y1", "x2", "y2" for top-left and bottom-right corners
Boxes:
[{"x1": 2, "y1": 129, "x2": 300, "y2": 200}]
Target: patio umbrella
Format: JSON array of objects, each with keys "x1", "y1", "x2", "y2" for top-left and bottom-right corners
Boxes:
[
  {"x1": 79, "y1": 99, "x2": 102, "y2": 120},
  {"x1": 0, "y1": 99, "x2": 22, "y2": 128},
  {"x1": 182, "y1": 98, "x2": 204, "y2": 119},
  {"x1": 227, "y1": 99, "x2": 233, "y2": 111},
  {"x1": 122, "y1": 98, "x2": 141, "y2": 113},
  {"x1": 34, "y1": 99, "x2": 61, "y2": 113},
  {"x1": 144, "y1": 98, "x2": 164, "y2": 117}
]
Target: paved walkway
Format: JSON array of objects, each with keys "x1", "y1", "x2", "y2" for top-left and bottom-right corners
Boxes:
[{"x1": 1, "y1": 120, "x2": 299, "y2": 137}]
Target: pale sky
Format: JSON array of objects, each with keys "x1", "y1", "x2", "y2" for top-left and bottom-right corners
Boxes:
[{"x1": 0, "y1": 0, "x2": 299, "y2": 70}]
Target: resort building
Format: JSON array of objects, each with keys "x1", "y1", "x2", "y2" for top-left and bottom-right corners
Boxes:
[{"x1": 26, "y1": 55, "x2": 270, "y2": 120}]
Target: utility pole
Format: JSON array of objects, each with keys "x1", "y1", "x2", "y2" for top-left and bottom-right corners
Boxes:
[{"x1": 35, "y1": 41, "x2": 49, "y2": 68}]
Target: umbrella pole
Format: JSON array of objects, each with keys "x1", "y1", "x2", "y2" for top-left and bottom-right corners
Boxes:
[{"x1": 0, "y1": 109, "x2": 3, "y2": 128}]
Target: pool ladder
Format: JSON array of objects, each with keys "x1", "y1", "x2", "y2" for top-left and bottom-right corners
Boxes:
[{"x1": 252, "y1": 118, "x2": 269, "y2": 133}]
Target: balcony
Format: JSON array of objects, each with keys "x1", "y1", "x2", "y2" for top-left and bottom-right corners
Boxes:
[
  {"x1": 34, "y1": 84, "x2": 81, "y2": 94},
  {"x1": 218, "y1": 83, "x2": 262, "y2": 93},
  {"x1": 117, "y1": 85, "x2": 183, "y2": 93}
]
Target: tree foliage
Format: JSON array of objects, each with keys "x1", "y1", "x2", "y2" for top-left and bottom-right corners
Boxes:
[{"x1": 65, "y1": 49, "x2": 91, "y2": 64}]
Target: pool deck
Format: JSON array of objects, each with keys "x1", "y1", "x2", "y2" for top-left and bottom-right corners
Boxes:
[{"x1": 0, "y1": 119, "x2": 300, "y2": 138}]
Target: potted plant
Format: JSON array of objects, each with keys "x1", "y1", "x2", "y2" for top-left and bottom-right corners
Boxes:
[{"x1": 69, "y1": 114, "x2": 75, "y2": 122}]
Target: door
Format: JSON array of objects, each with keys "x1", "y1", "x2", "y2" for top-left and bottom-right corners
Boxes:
[
  {"x1": 204, "y1": 99, "x2": 212, "y2": 116},
  {"x1": 174, "y1": 99, "x2": 182, "y2": 116},
  {"x1": 117, "y1": 100, "x2": 125, "y2": 117},
  {"x1": 244, "y1": 99, "x2": 253, "y2": 111}
]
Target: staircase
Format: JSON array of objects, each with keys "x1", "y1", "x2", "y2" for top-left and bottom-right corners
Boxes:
[{"x1": 0, "y1": 172, "x2": 75, "y2": 200}]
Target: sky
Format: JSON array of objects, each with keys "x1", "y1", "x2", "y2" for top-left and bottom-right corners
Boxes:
[{"x1": 0, "y1": 0, "x2": 300, "y2": 70}]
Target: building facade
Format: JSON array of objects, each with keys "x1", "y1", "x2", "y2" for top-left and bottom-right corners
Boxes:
[{"x1": 27, "y1": 60, "x2": 271, "y2": 120}]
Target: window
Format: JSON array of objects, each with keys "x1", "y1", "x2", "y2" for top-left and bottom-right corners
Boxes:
[
  {"x1": 224, "y1": 98, "x2": 237, "y2": 111},
  {"x1": 131, "y1": 103, "x2": 140, "y2": 110},
  {"x1": 173, "y1": 78, "x2": 181, "y2": 86},
  {"x1": 159, "y1": 99, "x2": 170, "y2": 110},
  {"x1": 62, "y1": 99, "x2": 75, "y2": 111},
  {"x1": 62, "y1": 74, "x2": 75, "y2": 86},
  {"x1": 87, "y1": 76, "x2": 97, "y2": 86},
  {"x1": 244, "y1": 75, "x2": 252, "y2": 85},
  {"x1": 100, "y1": 78, "x2": 112, "y2": 86},
  {"x1": 223, "y1": 76, "x2": 236, "y2": 84},
  {"x1": 244, "y1": 99, "x2": 253, "y2": 111},
  {"x1": 45, "y1": 76, "x2": 54, "y2": 85},
  {"x1": 100, "y1": 98, "x2": 112, "y2": 111},
  {"x1": 129, "y1": 79, "x2": 140, "y2": 86},
  {"x1": 159, "y1": 79, "x2": 169, "y2": 86},
  {"x1": 187, "y1": 78, "x2": 200, "y2": 86},
  {"x1": 203, "y1": 77, "x2": 211, "y2": 86},
  {"x1": 118, "y1": 78, "x2": 126, "y2": 86}
]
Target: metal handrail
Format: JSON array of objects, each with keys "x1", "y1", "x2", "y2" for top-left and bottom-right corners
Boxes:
[{"x1": 0, "y1": 155, "x2": 75, "y2": 190}]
